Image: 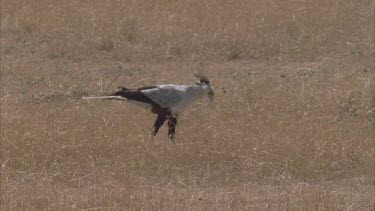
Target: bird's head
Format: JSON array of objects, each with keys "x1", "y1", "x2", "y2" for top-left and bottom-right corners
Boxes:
[{"x1": 194, "y1": 73, "x2": 215, "y2": 102}]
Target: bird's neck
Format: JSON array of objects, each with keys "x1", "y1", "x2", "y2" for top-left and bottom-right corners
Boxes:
[{"x1": 186, "y1": 84, "x2": 208, "y2": 100}]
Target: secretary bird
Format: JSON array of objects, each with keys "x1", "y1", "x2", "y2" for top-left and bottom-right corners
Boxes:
[{"x1": 82, "y1": 74, "x2": 215, "y2": 142}]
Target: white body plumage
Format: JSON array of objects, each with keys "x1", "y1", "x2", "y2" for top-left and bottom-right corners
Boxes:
[{"x1": 82, "y1": 74, "x2": 214, "y2": 142}]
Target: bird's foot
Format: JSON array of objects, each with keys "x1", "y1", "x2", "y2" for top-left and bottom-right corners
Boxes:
[
  {"x1": 150, "y1": 126, "x2": 156, "y2": 135},
  {"x1": 168, "y1": 135, "x2": 175, "y2": 144},
  {"x1": 149, "y1": 128, "x2": 157, "y2": 140},
  {"x1": 150, "y1": 135, "x2": 155, "y2": 141}
]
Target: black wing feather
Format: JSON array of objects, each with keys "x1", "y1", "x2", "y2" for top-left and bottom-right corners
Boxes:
[{"x1": 110, "y1": 88, "x2": 158, "y2": 106}]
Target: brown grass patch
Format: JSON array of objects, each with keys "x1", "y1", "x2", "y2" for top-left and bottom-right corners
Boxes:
[{"x1": 1, "y1": 0, "x2": 374, "y2": 210}]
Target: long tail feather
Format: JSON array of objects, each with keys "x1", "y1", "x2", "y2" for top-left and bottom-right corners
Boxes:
[{"x1": 81, "y1": 96, "x2": 127, "y2": 100}]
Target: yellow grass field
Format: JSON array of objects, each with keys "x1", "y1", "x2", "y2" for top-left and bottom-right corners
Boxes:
[{"x1": 1, "y1": 0, "x2": 374, "y2": 210}]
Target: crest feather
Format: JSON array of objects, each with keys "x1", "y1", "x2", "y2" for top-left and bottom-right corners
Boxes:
[{"x1": 193, "y1": 73, "x2": 210, "y2": 85}]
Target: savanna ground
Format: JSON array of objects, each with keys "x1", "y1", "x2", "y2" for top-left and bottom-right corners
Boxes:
[{"x1": 1, "y1": 0, "x2": 374, "y2": 210}]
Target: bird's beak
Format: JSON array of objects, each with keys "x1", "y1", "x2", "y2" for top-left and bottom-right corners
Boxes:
[{"x1": 208, "y1": 91, "x2": 215, "y2": 102}]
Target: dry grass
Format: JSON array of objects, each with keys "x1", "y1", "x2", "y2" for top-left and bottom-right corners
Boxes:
[{"x1": 1, "y1": 0, "x2": 374, "y2": 210}]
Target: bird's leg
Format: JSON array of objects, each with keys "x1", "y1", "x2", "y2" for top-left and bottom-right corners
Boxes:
[
  {"x1": 151, "y1": 114, "x2": 167, "y2": 137},
  {"x1": 167, "y1": 115, "x2": 178, "y2": 143}
]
